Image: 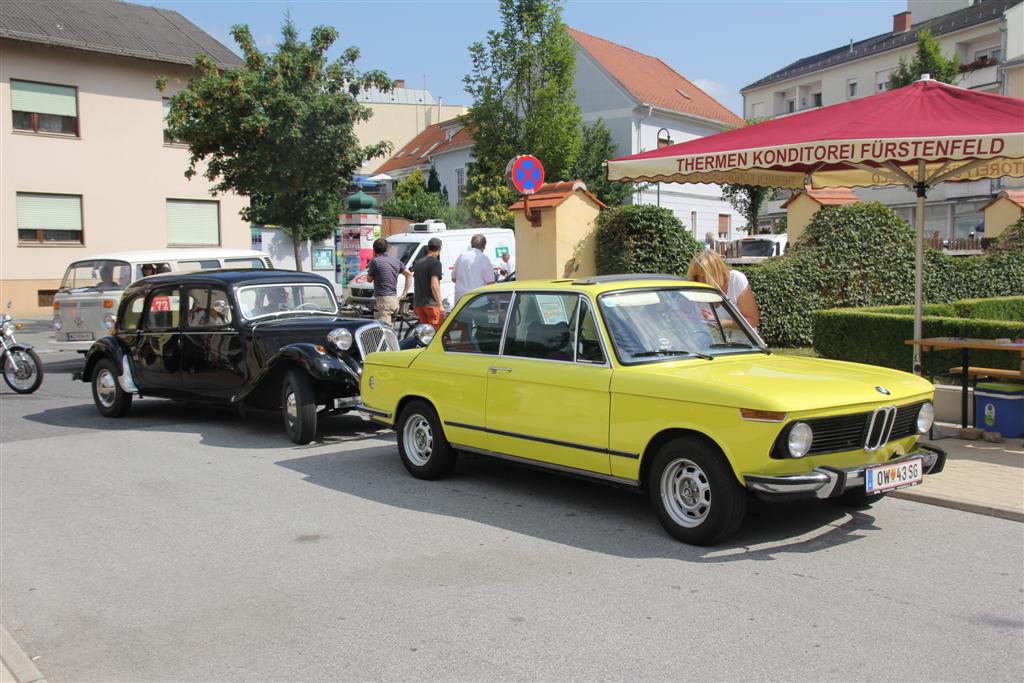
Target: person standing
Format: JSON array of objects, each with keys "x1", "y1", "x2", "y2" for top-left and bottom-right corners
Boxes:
[
  {"x1": 413, "y1": 237, "x2": 444, "y2": 329},
  {"x1": 686, "y1": 249, "x2": 760, "y2": 330},
  {"x1": 365, "y1": 238, "x2": 411, "y2": 326},
  {"x1": 451, "y1": 234, "x2": 496, "y2": 303},
  {"x1": 498, "y1": 250, "x2": 515, "y2": 280}
]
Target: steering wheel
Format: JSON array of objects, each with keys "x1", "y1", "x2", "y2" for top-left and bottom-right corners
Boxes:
[
  {"x1": 682, "y1": 327, "x2": 714, "y2": 350},
  {"x1": 296, "y1": 302, "x2": 321, "y2": 311}
]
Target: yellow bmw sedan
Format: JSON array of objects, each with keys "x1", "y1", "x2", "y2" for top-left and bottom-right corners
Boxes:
[{"x1": 359, "y1": 276, "x2": 944, "y2": 545}]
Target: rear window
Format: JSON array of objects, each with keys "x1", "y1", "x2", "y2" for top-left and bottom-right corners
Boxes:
[
  {"x1": 178, "y1": 259, "x2": 221, "y2": 272},
  {"x1": 739, "y1": 240, "x2": 777, "y2": 257}
]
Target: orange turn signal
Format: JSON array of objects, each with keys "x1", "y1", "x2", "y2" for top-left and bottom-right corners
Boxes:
[
  {"x1": 314, "y1": 344, "x2": 326, "y2": 354},
  {"x1": 15, "y1": 323, "x2": 23, "y2": 330},
  {"x1": 103, "y1": 300, "x2": 114, "y2": 308},
  {"x1": 740, "y1": 408, "x2": 787, "y2": 422},
  {"x1": 53, "y1": 302, "x2": 60, "y2": 310}
]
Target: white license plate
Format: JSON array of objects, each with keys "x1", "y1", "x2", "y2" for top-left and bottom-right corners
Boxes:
[
  {"x1": 865, "y1": 457, "x2": 924, "y2": 494},
  {"x1": 66, "y1": 332, "x2": 94, "y2": 342}
]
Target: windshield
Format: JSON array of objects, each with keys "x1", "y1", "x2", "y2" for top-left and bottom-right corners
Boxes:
[
  {"x1": 237, "y1": 283, "x2": 339, "y2": 320},
  {"x1": 59, "y1": 260, "x2": 132, "y2": 292},
  {"x1": 739, "y1": 240, "x2": 777, "y2": 257},
  {"x1": 598, "y1": 288, "x2": 762, "y2": 363},
  {"x1": 387, "y1": 241, "x2": 423, "y2": 266}
]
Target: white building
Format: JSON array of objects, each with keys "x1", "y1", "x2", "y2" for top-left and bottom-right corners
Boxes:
[
  {"x1": 372, "y1": 27, "x2": 745, "y2": 240},
  {"x1": 742, "y1": 0, "x2": 1024, "y2": 238}
]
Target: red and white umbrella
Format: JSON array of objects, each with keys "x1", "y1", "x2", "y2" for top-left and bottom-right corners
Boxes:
[{"x1": 607, "y1": 77, "x2": 1024, "y2": 369}]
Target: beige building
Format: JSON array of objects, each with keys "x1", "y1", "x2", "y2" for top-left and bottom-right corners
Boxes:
[
  {"x1": 982, "y1": 189, "x2": 1024, "y2": 237},
  {"x1": 1, "y1": 0, "x2": 250, "y2": 315}
]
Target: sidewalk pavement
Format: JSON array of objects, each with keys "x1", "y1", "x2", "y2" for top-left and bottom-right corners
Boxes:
[
  {"x1": 891, "y1": 427, "x2": 1024, "y2": 522},
  {"x1": 1, "y1": 627, "x2": 46, "y2": 683}
]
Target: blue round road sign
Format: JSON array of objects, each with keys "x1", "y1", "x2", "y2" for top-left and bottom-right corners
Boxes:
[{"x1": 507, "y1": 155, "x2": 545, "y2": 195}]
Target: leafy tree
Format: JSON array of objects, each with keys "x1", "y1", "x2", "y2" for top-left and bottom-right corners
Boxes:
[
  {"x1": 462, "y1": 0, "x2": 582, "y2": 226},
  {"x1": 381, "y1": 169, "x2": 447, "y2": 222},
  {"x1": 572, "y1": 119, "x2": 632, "y2": 207},
  {"x1": 426, "y1": 166, "x2": 443, "y2": 194},
  {"x1": 722, "y1": 183, "x2": 772, "y2": 234},
  {"x1": 159, "y1": 19, "x2": 391, "y2": 270},
  {"x1": 888, "y1": 29, "x2": 959, "y2": 89}
]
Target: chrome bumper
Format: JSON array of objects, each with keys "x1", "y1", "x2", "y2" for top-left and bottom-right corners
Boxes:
[{"x1": 744, "y1": 447, "x2": 945, "y2": 499}]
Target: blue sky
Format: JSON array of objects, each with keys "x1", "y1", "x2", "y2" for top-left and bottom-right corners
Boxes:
[{"x1": 142, "y1": 0, "x2": 906, "y2": 113}]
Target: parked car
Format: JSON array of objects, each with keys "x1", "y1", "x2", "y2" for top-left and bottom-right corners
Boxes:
[
  {"x1": 78, "y1": 270, "x2": 398, "y2": 444},
  {"x1": 52, "y1": 249, "x2": 273, "y2": 352},
  {"x1": 738, "y1": 233, "x2": 788, "y2": 257},
  {"x1": 359, "y1": 275, "x2": 944, "y2": 545},
  {"x1": 345, "y1": 222, "x2": 515, "y2": 311}
]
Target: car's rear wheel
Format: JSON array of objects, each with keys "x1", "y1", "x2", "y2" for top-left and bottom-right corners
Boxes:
[
  {"x1": 282, "y1": 370, "x2": 317, "y2": 445},
  {"x1": 396, "y1": 400, "x2": 457, "y2": 479},
  {"x1": 91, "y1": 358, "x2": 132, "y2": 417},
  {"x1": 647, "y1": 437, "x2": 746, "y2": 545}
]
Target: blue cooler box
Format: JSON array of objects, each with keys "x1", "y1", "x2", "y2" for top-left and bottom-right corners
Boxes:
[{"x1": 974, "y1": 382, "x2": 1024, "y2": 438}]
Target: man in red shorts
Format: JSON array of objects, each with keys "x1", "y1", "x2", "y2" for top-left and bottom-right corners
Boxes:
[{"x1": 412, "y1": 237, "x2": 444, "y2": 329}]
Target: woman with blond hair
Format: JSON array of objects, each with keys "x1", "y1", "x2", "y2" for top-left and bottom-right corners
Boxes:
[{"x1": 686, "y1": 249, "x2": 760, "y2": 329}]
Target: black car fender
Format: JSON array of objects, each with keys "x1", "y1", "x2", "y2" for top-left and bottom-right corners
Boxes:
[
  {"x1": 80, "y1": 336, "x2": 139, "y2": 393},
  {"x1": 233, "y1": 343, "x2": 360, "y2": 404}
]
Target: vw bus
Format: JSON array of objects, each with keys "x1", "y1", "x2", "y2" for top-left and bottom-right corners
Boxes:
[{"x1": 51, "y1": 249, "x2": 272, "y2": 351}]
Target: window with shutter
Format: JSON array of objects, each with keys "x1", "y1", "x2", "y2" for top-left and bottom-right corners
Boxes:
[
  {"x1": 166, "y1": 200, "x2": 220, "y2": 246},
  {"x1": 16, "y1": 193, "x2": 84, "y2": 243},
  {"x1": 11, "y1": 80, "x2": 78, "y2": 135}
]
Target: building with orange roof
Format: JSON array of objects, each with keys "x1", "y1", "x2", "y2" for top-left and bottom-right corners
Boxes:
[
  {"x1": 982, "y1": 189, "x2": 1024, "y2": 238},
  {"x1": 780, "y1": 187, "x2": 860, "y2": 242}
]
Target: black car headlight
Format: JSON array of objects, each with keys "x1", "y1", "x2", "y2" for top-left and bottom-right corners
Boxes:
[{"x1": 327, "y1": 328, "x2": 353, "y2": 352}]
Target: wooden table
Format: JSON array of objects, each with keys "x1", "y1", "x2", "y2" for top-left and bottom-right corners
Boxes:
[{"x1": 906, "y1": 337, "x2": 1024, "y2": 428}]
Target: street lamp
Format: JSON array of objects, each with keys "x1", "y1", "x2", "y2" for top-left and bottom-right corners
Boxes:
[{"x1": 655, "y1": 128, "x2": 673, "y2": 207}]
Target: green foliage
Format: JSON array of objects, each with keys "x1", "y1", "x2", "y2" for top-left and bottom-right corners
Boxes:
[
  {"x1": 160, "y1": 19, "x2": 391, "y2": 270},
  {"x1": 462, "y1": 0, "x2": 581, "y2": 226},
  {"x1": 743, "y1": 203, "x2": 1024, "y2": 346},
  {"x1": 382, "y1": 169, "x2": 448, "y2": 223},
  {"x1": 435, "y1": 203, "x2": 473, "y2": 229},
  {"x1": 952, "y1": 296, "x2": 1024, "y2": 322},
  {"x1": 813, "y1": 304, "x2": 1024, "y2": 371},
  {"x1": 888, "y1": 29, "x2": 959, "y2": 89},
  {"x1": 772, "y1": 216, "x2": 788, "y2": 235},
  {"x1": 722, "y1": 184, "x2": 771, "y2": 234},
  {"x1": 991, "y1": 216, "x2": 1024, "y2": 255},
  {"x1": 595, "y1": 205, "x2": 702, "y2": 276},
  {"x1": 572, "y1": 118, "x2": 632, "y2": 207},
  {"x1": 426, "y1": 166, "x2": 443, "y2": 194}
]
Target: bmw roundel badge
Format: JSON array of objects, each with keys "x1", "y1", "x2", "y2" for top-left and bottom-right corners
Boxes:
[{"x1": 875, "y1": 386, "x2": 890, "y2": 395}]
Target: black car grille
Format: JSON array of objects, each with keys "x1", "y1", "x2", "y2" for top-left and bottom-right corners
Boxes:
[{"x1": 771, "y1": 401, "x2": 926, "y2": 458}]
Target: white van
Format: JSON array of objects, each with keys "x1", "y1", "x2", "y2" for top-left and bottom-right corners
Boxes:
[
  {"x1": 51, "y1": 248, "x2": 272, "y2": 351},
  {"x1": 345, "y1": 222, "x2": 515, "y2": 310}
]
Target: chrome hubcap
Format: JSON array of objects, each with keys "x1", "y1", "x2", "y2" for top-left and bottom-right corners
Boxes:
[
  {"x1": 403, "y1": 415, "x2": 433, "y2": 466},
  {"x1": 661, "y1": 458, "x2": 711, "y2": 528},
  {"x1": 96, "y1": 369, "x2": 117, "y2": 407},
  {"x1": 4, "y1": 352, "x2": 35, "y2": 390},
  {"x1": 285, "y1": 391, "x2": 297, "y2": 426}
]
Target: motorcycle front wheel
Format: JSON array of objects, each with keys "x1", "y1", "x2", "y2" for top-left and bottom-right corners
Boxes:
[{"x1": 3, "y1": 348, "x2": 44, "y2": 394}]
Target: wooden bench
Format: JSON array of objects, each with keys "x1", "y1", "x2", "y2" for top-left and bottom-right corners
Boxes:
[{"x1": 948, "y1": 366, "x2": 1024, "y2": 381}]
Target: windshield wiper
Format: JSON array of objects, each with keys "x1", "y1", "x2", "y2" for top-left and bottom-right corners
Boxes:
[
  {"x1": 632, "y1": 349, "x2": 714, "y2": 361},
  {"x1": 709, "y1": 342, "x2": 771, "y2": 355}
]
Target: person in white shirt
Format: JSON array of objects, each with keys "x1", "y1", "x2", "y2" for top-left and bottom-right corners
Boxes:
[
  {"x1": 452, "y1": 234, "x2": 496, "y2": 303},
  {"x1": 498, "y1": 251, "x2": 515, "y2": 280}
]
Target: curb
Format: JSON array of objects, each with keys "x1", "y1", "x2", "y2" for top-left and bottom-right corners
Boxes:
[
  {"x1": 0, "y1": 626, "x2": 46, "y2": 683},
  {"x1": 890, "y1": 489, "x2": 1024, "y2": 523}
]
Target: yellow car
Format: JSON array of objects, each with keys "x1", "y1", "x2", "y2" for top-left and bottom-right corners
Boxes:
[{"x1": 359, "y1": 276, "x2": 944, "y2": 545}]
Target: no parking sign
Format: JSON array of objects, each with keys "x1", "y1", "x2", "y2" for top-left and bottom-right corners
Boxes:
[{"x1": 505, "y1": 155, "x2": 545, "y2": 195}]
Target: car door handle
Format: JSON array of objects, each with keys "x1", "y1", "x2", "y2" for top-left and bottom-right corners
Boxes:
[{"x1": 489, "y1": 366, "x2": 512, "y2": 374}]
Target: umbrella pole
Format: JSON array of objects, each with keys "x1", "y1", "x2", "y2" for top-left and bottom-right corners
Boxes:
[{"x1": 913, "y1": 160, "x2": 927, "y2": 374}]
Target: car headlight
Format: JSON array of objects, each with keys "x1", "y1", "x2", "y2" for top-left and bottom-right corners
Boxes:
[
  {"x1": 103, "y1": 313, "x2": 117, "y2": 330},
  {"x1": 916, "y1": 401, "x2": 934, "y2": 434},
  {"x1": 787, "y1": 422, "x2": 813, "y2": 458},
  {"x1": 53, "y1": 315, "x2": 63, "y2": 331},
  {"x1": 327, "y1": 328, "x2": 353, "y2": 351},
  {"x1": 413, "y1": 323, "x2": 435, "y2": 346},
  {"x1": 0, "y1": 320, "x2": 13, "y2": 337}
]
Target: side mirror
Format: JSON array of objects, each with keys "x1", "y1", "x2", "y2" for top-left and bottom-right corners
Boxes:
[{"x1": 413, "y1": 323, "x2": 435, "y2": 347}]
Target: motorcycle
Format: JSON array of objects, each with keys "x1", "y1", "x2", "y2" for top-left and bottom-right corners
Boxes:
[{"x1": 1, "y1": 307, "x2": 44, "y2": 394}]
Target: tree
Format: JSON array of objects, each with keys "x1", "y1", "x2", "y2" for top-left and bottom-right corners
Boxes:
[
  {"x1": 381, "y1": 169, "x2": 447, "y2": 222},
  {"x1": 426, "y1": 166, "x2": 443, "y2": 194},
  {"x1": 159, "y1": 19, "x2": 391, "y2": 270},
  {"x1": 571, "y1": 119, "x2": 632, "y2": 207},
  {"x1": 720, "y1": 118, "x2": 772, "y2": 234},
  {"x1": 888, "y1": 29, "x2": 959, "y2": 89},
  {"x1": 462, "y1": 0, "x2": 582, "y2": 227}
]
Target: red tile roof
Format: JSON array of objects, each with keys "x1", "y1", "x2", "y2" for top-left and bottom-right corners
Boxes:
[
  {"x1": 568, "y1": 28, "x2": 743, "y2": 127},
  {"x1": 508, "y1": 180, "x2": 607, "y2": 211},
  {"x1": 982, "y1": 189, "x2": 1024, "y2": 211},
  {"x1": 374, "y1": 119, "x2": 473, "y2": 175},
  {"x1": 781, "y1": 187, "x2": 860, "y2": 208}
]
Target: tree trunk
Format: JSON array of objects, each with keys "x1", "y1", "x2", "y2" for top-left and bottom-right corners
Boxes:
[{"x1": 291, "y1": 228, "x2": 303, "y2": 272}]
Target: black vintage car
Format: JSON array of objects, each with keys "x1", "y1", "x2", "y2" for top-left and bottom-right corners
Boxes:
[{"x1": 79, "y1": 270, "x2": 398, "y2": 443}]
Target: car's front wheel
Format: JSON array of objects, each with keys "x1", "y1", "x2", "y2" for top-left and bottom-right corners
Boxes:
[
  {"x1": 647, "y1": 437, "x2": 746, "y2": 545},
  {"x1": 396, "y1": 400, "x2": 457, "y2": 479},
  {"x1": 91, "y1": 358, "x2": 132, "y2": 417},
  {"x1": 282, "y1": 370, "x2": 317, "y2": 445}
]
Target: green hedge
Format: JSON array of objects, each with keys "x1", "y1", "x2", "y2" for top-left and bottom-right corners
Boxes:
[
  {"x1": 952, "y1": 296, "x2": 1024, "y2": 322},
  {"x1": 596, "y1": 205, "x2": 702, "y2": 276},
  {"x1": 813, "y1": 306, "x2": 1024, "y2": 371}
]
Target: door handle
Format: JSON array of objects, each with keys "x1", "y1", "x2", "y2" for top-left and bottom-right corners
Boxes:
[{"x1": 488, "y1": 366, "x2": 512, "y2": 374}]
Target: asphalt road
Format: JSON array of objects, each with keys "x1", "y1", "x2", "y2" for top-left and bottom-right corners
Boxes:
[{"x1": 2, "y1": 355, "x2": 1022, "y2": 681}]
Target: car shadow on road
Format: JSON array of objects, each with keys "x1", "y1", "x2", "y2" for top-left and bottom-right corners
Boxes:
[
  {"x1": 276, "y1": 448, "x2": 880, "y2": 562},
  {"x1": 18, "y1": 400, "x2": 389, "y2": 449}
]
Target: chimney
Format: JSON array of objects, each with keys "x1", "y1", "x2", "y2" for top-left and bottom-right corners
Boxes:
[
  {"x1": 893, "y1": 11, "x2": 912, "y2": 33},
  {"x1": 394, "y1": 79, "x2": 406, "y2": 89}
]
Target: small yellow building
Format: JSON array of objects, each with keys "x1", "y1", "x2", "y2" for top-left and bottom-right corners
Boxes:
[
  {"x1": 509, "y1": 181, "x2": 606, "y2": 281},
  {"x1": 981, "y1": 190, "x2": 1024, "y2": 239},
  {"x1": 781, "y1": 187, "x2": 860, "y2": 243}
]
